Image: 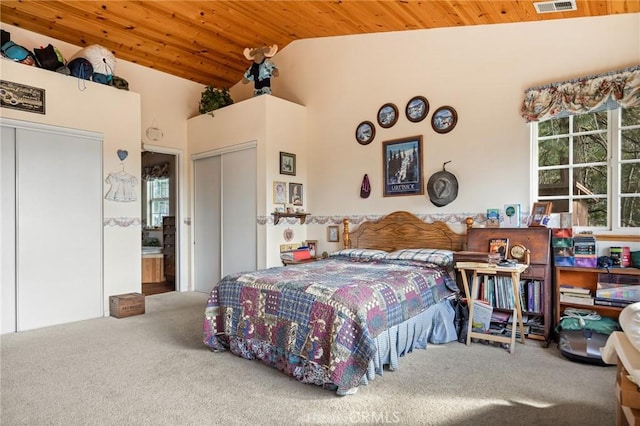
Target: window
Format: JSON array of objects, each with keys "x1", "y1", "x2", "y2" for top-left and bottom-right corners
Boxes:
[
  {"x1": 532, "y1": 105, "x2": 640, "y2": 231},
  {"x1": 147, "y1": 178, "x2": 169, "y2": 228}
]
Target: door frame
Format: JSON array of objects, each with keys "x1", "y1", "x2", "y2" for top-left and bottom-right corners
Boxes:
[{"x1": 142, "y1": 143, "x2": 185, "y2": 292}]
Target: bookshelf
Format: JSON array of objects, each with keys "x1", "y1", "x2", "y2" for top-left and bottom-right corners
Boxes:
[
  {"x1": 457, "y1": 227, "x2": 552, "y2": 343},
  {"x1": 455, "y1": 262, "x2": 528, "y2": 353},
  {"x1": 554, "y1": 266, "x2": 640, "y2": 327}
]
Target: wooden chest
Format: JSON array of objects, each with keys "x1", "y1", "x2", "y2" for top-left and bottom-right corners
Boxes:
[{"x1": 109, "y1": 293, "x2": 145, "y2": 318}]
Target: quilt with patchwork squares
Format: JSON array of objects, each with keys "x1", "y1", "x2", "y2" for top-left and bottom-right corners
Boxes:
[{"x1": 203, "y1": 257, "x2": 456, "y2": 390}]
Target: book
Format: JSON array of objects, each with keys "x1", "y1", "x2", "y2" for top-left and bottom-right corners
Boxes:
[
  {"x1": 559, "y1": 285, "x2": 591, "y2": 295},
  {"x1": 488, "y1": 238, "x2": 509, "y2": 258},
  {"x1": 471, "y1": 300, "x2": 493, "y2": 333},
  {"x1": 559, "y1": 293, "x2": 594, "y2": 306},
  {"x1": 486, "y1": 208, "x2": 500, "y2": 227},
  {"x1": 594, "y1": 297, "x2": 634, "y2": 308}
]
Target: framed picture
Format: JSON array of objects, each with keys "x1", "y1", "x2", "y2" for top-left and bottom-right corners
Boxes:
[
  {"x1": 327, "y1": 225, "x2": 339, "y2": 242},
  {"x1": 488, "y1": 238, "x2": 509, "y2": 258},
  {"x1": 405, "y1": 96, "x2": 429, "y2": 123},
  {"x1": 377, "y1": 103, "x2": 398, "y2": 128},
  {"x1": 289, "y1": 182, "x2": 303, "y2": 206},
  {"x1": 530, "y1": 201, "x2": 552, "y2": 227},
  {"x1": 280, "y1": 151, "x2": 296, "y2": 176},
  {"x1": 382, "y1": 135, "x2": 424, "y2": 197},
  {"x1": 431, "y1": 106, "x2": 458, "y2": 134},
  {"x1": 355, "y1": 120, "x2": 376, "y2": 145},
  {"x1": 305, "y1": 240, "x2": 318, "y2": 257},
  {"x1": 273, "y1": 181, "x2": 287, "y2": 204}
]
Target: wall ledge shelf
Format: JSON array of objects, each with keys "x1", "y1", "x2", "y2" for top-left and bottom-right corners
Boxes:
[{"x1": 272, "y1": 212, "x2": 310, "y2": 225}]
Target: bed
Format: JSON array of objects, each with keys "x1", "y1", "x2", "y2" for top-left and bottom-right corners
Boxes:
[{"x1": 202, "y1": 211, "x2": 468, "y2": 395}]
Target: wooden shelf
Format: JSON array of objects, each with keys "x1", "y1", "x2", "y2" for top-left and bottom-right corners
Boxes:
[{"x1": 272, "y1": 212, "x2": 310, "y2": 225}]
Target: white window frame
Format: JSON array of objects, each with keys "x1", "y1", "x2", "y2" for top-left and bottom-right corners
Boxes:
[
  {"x1": 531, "y1": 108, "x2": 640, "y2": 234},
  {"x1": 146, "y1": 178, "x2": 170, "y2": 228}
]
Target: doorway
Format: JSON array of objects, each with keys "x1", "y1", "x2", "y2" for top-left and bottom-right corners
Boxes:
[{"x1": 141, "y1": 149, "x2": 178, "y2": 295}]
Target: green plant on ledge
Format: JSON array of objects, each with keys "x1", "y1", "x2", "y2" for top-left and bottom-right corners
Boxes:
[{"x1": 199, "y1": 86, "x2": 234, "y2": 114}]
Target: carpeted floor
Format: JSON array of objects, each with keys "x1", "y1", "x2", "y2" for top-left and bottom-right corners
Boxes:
[{"x1": 1, "y1": 291, "x2": 617, "y2": 425}]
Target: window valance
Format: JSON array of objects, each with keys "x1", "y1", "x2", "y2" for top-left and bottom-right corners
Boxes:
[
  {"x1": 142, "y1": 162, "x2": 169, "y2": 181},
  {"x1": 521, "y1": 65, "x2": 640, "y2": 123}
]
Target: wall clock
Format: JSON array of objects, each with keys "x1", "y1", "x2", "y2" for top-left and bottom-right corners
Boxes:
[
  {"x1": 355, "y1": 121, "x2": 375, "y2": 145},
  {"x1": 377, "y1": 103, "x2": 398, "y2": 128}
]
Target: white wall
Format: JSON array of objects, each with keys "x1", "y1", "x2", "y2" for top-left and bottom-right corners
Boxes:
[
  {"x1": 188, "y1": 95, "x2": 307, "y2": 268},
  {"x1": 1, "y1": 24, "x2": 204, "y2": 307},
  {"x1": 231, "y1": 13, "x2": 640, "y2": 251}
]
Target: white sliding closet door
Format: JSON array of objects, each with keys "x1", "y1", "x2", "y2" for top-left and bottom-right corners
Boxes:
[
  {"x1": 194, "y1": 155, "x2": 221, "y2": 294},
  {"x1": 193, "y1": 145, "x2": 256, "y2": 294},
  {"x1": 1, "y1": 126, "x2": 17, "y2": 333},
  {"x1": 15, "y1": 127, "x2": 102, "y2": 331}
]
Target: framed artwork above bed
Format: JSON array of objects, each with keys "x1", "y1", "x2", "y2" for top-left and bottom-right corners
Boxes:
[{"x1": 382, "y1": 136, "x2": 424, "y2": 197}]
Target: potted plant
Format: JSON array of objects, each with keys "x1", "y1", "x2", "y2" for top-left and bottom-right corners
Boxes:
[{"x1": 199, "y1": 86, "x2": 233, "y2": 114}]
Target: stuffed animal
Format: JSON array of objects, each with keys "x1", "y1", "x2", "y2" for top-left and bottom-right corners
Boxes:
[{"x1": 242, "y1": 44, "x2": 278, "y2": 96}]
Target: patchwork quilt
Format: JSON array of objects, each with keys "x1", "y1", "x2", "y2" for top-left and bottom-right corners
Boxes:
[{"x1": 203, "y1": 257, "x2": 456, "y2": 390}]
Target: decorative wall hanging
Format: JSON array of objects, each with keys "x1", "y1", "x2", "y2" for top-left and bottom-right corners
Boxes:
[
  {"x1": 406, "y1": 96, "x2": 429, "y2": 123},
  {"x1": 360, "y1": 174, "x2": 371, "y2": 198},
  {"x1": 280, "y1": 151, "x2": 296, "y2": 176},
  {"x1": 283, "y1": 227, "x2": 294, "y2": 242},
  {"x1": 145, "y1": 119, "x2": 163, "y2": 141},
  {"x1": 431, "y1": 106, "x2": 458, "y2": 134},
  {"x1": 0, "y1": 80, "x2": 45, "y2": 114},
  {"x1": 355, "y1": 121, "x2": 375, "y2": 145},
  {"x1": 105, "y1": 165, "x2": 138, "y2": 202},
  {"x1": 117, "y1": 149, "x2": 128, "y2": 161},
  {"x1": 377, "y1": 103, "x2": 398, "y2": 128},
  {"x1": 426, "y1": 161, "x2": 458, "y2": 207},
  {"x1": 382, "y1": 135, "x2": 424, "y2": 197}
]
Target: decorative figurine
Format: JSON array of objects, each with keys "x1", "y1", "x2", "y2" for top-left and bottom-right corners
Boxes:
[{"x1": 242, "y1": 44, "x2": 279, "y2": 96}]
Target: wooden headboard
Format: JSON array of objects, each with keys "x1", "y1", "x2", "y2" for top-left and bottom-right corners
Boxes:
[{"x1": 343, "y1": 211, "x2": 468, "y2": 252}]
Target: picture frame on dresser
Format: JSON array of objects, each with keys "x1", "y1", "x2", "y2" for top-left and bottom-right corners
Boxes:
[{"x1": 530, "y1": 201, "x2": 552, "y2": 227}]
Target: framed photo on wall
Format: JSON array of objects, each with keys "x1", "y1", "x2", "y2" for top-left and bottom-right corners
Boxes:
[
  {"x1": 289, "y1": 182, "x2": 303, "y2": 206},
  {"x1": 382, "y1": 135, "x2": 424, "y2": 197},
  {"x1": 327, "y1": 225, "x2": 339, "y2": 242},
  {"x1": 273, "y1": 181, "x2": 287, "y2": 204},
  {"x1": 280, "y1": 151, "x2": 296, "y2": 176}
]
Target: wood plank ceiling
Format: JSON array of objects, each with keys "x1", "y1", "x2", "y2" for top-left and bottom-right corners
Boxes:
[{"x1": 1, "y1": 1, "x2": 638, "y2": 87}]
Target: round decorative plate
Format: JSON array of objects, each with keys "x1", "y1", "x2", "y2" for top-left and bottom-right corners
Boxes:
[
  {"x1": 405, "y1": 96, "x2": 429, "y2": 123},
  {"x1": 355, "y1": 121, "x2": 375, "y2": 145},
  {"x1": 377, "y1": 103, "x2": 398, "y2": 129},
  {"x1": 431, "y1": 106, "x2": 458, "y2": 134}
]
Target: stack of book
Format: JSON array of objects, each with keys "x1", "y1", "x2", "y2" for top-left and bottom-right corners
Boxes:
[
  {"x1": 559, "y1": 284, "x2": 594, "y2": 306},
  {"x1": 573, "y1": 234, "x2": 597, "y2": 268}
]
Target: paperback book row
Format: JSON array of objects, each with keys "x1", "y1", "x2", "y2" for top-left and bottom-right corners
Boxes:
[
  {"x1": 471, "y1": 276, "x2": 543, "y2": 314},
  {"x1": 552, "y1": 228, "x2": 597, "y2": 267}
]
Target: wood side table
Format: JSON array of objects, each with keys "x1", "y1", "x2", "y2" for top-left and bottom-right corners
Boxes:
[{"x1": 455, "y1": 261, "x2": 528, "y2": 353}]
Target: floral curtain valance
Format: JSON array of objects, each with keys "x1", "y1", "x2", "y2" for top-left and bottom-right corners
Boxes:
[
  {"x1": 142, "y1": 162, "x2": 169, "y2": 181},
  {"x1": 521, "y1": 65, "x2": 640, "y2": 123}
]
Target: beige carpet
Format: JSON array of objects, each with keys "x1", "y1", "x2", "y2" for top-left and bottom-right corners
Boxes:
[{"x1": 1, "y1": 291, "x2": 616, "y2": 425}]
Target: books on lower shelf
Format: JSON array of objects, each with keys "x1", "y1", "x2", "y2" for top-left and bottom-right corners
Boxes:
[{"x1": 559, "y1": 292, "x2": 594, "y2": 306}]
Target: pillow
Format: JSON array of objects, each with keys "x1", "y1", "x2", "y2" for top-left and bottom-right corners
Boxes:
[
  {"x1": 330, "y1": 248, "x2": 388, "y2": 261},
  {"x1": 385, "y1": 248, "x2": 454, "y2": 267}
]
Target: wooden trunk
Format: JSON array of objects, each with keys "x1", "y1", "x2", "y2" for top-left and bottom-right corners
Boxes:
[{"x1": 109, "y1": 293, "x2": 145, "y2": 318}]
